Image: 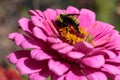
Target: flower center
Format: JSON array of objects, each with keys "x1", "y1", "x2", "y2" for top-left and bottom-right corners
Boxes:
[
  {"x1": 55, "y1": 14, "x2": 94, "y2": 45},
  {"x1": 59, "y1": 26, "x2": 93, "y2": 45}
]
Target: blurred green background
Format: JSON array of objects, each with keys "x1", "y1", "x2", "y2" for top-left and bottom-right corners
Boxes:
[{"x1": 0, "y1": 0, "x2": 120, "y2": 80}]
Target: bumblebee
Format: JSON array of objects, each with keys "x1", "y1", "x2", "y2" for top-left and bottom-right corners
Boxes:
[{"x1": 55, "y1": 14, "x2": 80, "y2": 33}]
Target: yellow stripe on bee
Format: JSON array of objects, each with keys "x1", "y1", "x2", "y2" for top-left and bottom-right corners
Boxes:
[{"x1": 68, "y1": 16, "x2": 79, "y2": 24}]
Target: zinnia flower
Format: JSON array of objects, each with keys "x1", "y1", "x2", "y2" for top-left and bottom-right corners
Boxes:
[{"x1": 7, "y1": 6, "x2": 120, "y2": 80}]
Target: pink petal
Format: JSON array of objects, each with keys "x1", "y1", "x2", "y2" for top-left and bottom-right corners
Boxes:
[
  {"x1": 29, "y1": 68, "x2": 50, "y2": 80},
  {"x1": 57, "y1": 76, "x2": 65, "y2": 80},
  {"x1": 18, "y1": 18, "x2": 33, "y2": 33},
  {"x1": 93, "y1": 21, "x2": 114, "y2": 40},
  {"x1": 30, "y1": 49, "x2": 52, "y2": 61},
  {"x1": 20, "y1": 39, "x2": 40, "y2": 49},
  {"x1": 16, "y1": 58, "x2": 48, "y2": 74},
  {"x1": 104, "y1": 34, "x2": 120, "y2": 49},
  {"x1": 42, "y1": 20, "x2": 53, "y2": 36},
  {"x1": 66, "y1": 6, "x2": 79, "y2": 14},
  {"x1": 7, "y1": 50, "x2": 30, "y2": 64},
  {"x1": 115, "y1": 75, "x2": 120, "y2": 80},
  {"x1": 107, "y1": 43, "x2": 120, "y2": 50},
  {"x1": 67, "y1": 51, "x2": 85, "y2": 59},
  {"x1": 82, "y1": 55, "x2": 105, "y2": 68},
  {"x1": 78, "y1": 9, "x2": 95, "y2": 29},
  {"x1": 48, "y1": 59, "x2": 70, "y2": 76},
  {"x1": 33, "y1": 27, "x2": 47, "y2": 41},
  {"x1": 31, "y1": 15, "x2": 44, "y2": 28},
  {"x1": 17, "y1": 34, "x2": 40, "y2": 49},
  {"x1": 46, "y1": 37, "x2": 62, "y2": 44},
  {"x1": 51, "y1": 75, "x2": 65, "y2": 80},
  {"x1": 48, "y1": 20, "x2": 59, "y2": 35},
  {"x1": 29, "y1": 10, "x2": 41, "y2": 18},
  {"x1": 8, "y1": 33, "x2": 40, "y2": 49},
  {"x1": 74, "y1": 41, "x2": 93, "y2": 55},
  {"x1": 88, "y1": 22, "x2": 101, "y2": 37},
  {"x1": 87, "y1": 72, "x2": 107, "y2": 80},
  {"x1": 93, "y1": 33, "x2": 112, "y2": 46},
  {"x1": 29, "y1": 72, "x2": 44, "y2": 80},
  {"x1": 35, "y1": 9, "x2": 44, "y2": 17},
  {"x1": 8, "y1": 33, "x2": 25, "y2": 46},
  {"x1": 58, "y1": 45, "x2": 74, "y2": 54},
  {"x1": 30, "y1": 10, "x2": 54, "y2": 36},
  {"x1": 51, "y1": 43, "x2": 68, "y2": 50},
  {"x1": 56, "y1": 9, "x2": 63, "y2": 15},
  {"x1": 106, "y1": 55, "x2": 120, "y2": 63},
  {"x1": 66, "y1": 70, "x2": 87, "y2": 80},
  {"x1": 92, "y1": 50, "x2": 116, "y2": 59},
  {"x1": 43, "y1": 9, "x2": 57, "y2": 21},
  {"x1": 102, "y1": 50, "x2": 116, "y2": 59},
  {"x1": 101, "y1": 64, "x2": 120, "y2": 75},
  {"x1": 13, "y1": 33, "x2": 25, "y2": 46},
  {"x1": 8, "y1": 32, "x2": 19, "y2": 40},
  {"x1": 31, "y1": 15, "x2": 54, "y2": 36}
]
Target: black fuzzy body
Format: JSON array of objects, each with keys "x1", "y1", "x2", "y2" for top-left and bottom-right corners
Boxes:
[{"x1": 55, "y1": 14, "x2": 80, "y2": 33}]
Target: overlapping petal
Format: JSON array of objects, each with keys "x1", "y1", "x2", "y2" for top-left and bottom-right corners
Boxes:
[
  {"x1": 7, "y1": 50, "x2": 30, "y2": 64},
  {"x1": 74, "y1": 41, "x2": 93, "y2": 55},
  {"x1": 16, "y1": 58, "x2": 48, "y2": 74},
  {"x1": 87, "y1": 72, "x2": 107, "y2": 80},
  {"x1": 82, "y1": 55, "x2": 105, "y2": 68},
  {"x1": 78, "y1": 8, "x2": 95, "y2": 29},
  {"x1": 101, "y1": 64, "x2": 120, "y2": 75},
  {"x1": 30, "y1": 49, "x2": 54, "y2": 61},
  {"x1": 48, "y1": 60, "x2": 70, "y2": 76},
  {"x1": 67, "y1": 51, "x2": 85, "y2": 59},
  {"x1": 29, "y1": 68, "x2": 50, "y2": 80}
]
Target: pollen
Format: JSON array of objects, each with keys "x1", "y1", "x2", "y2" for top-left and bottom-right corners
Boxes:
[{"x1": 59, "y1": 26, "x2": 93, "y2": 45}]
